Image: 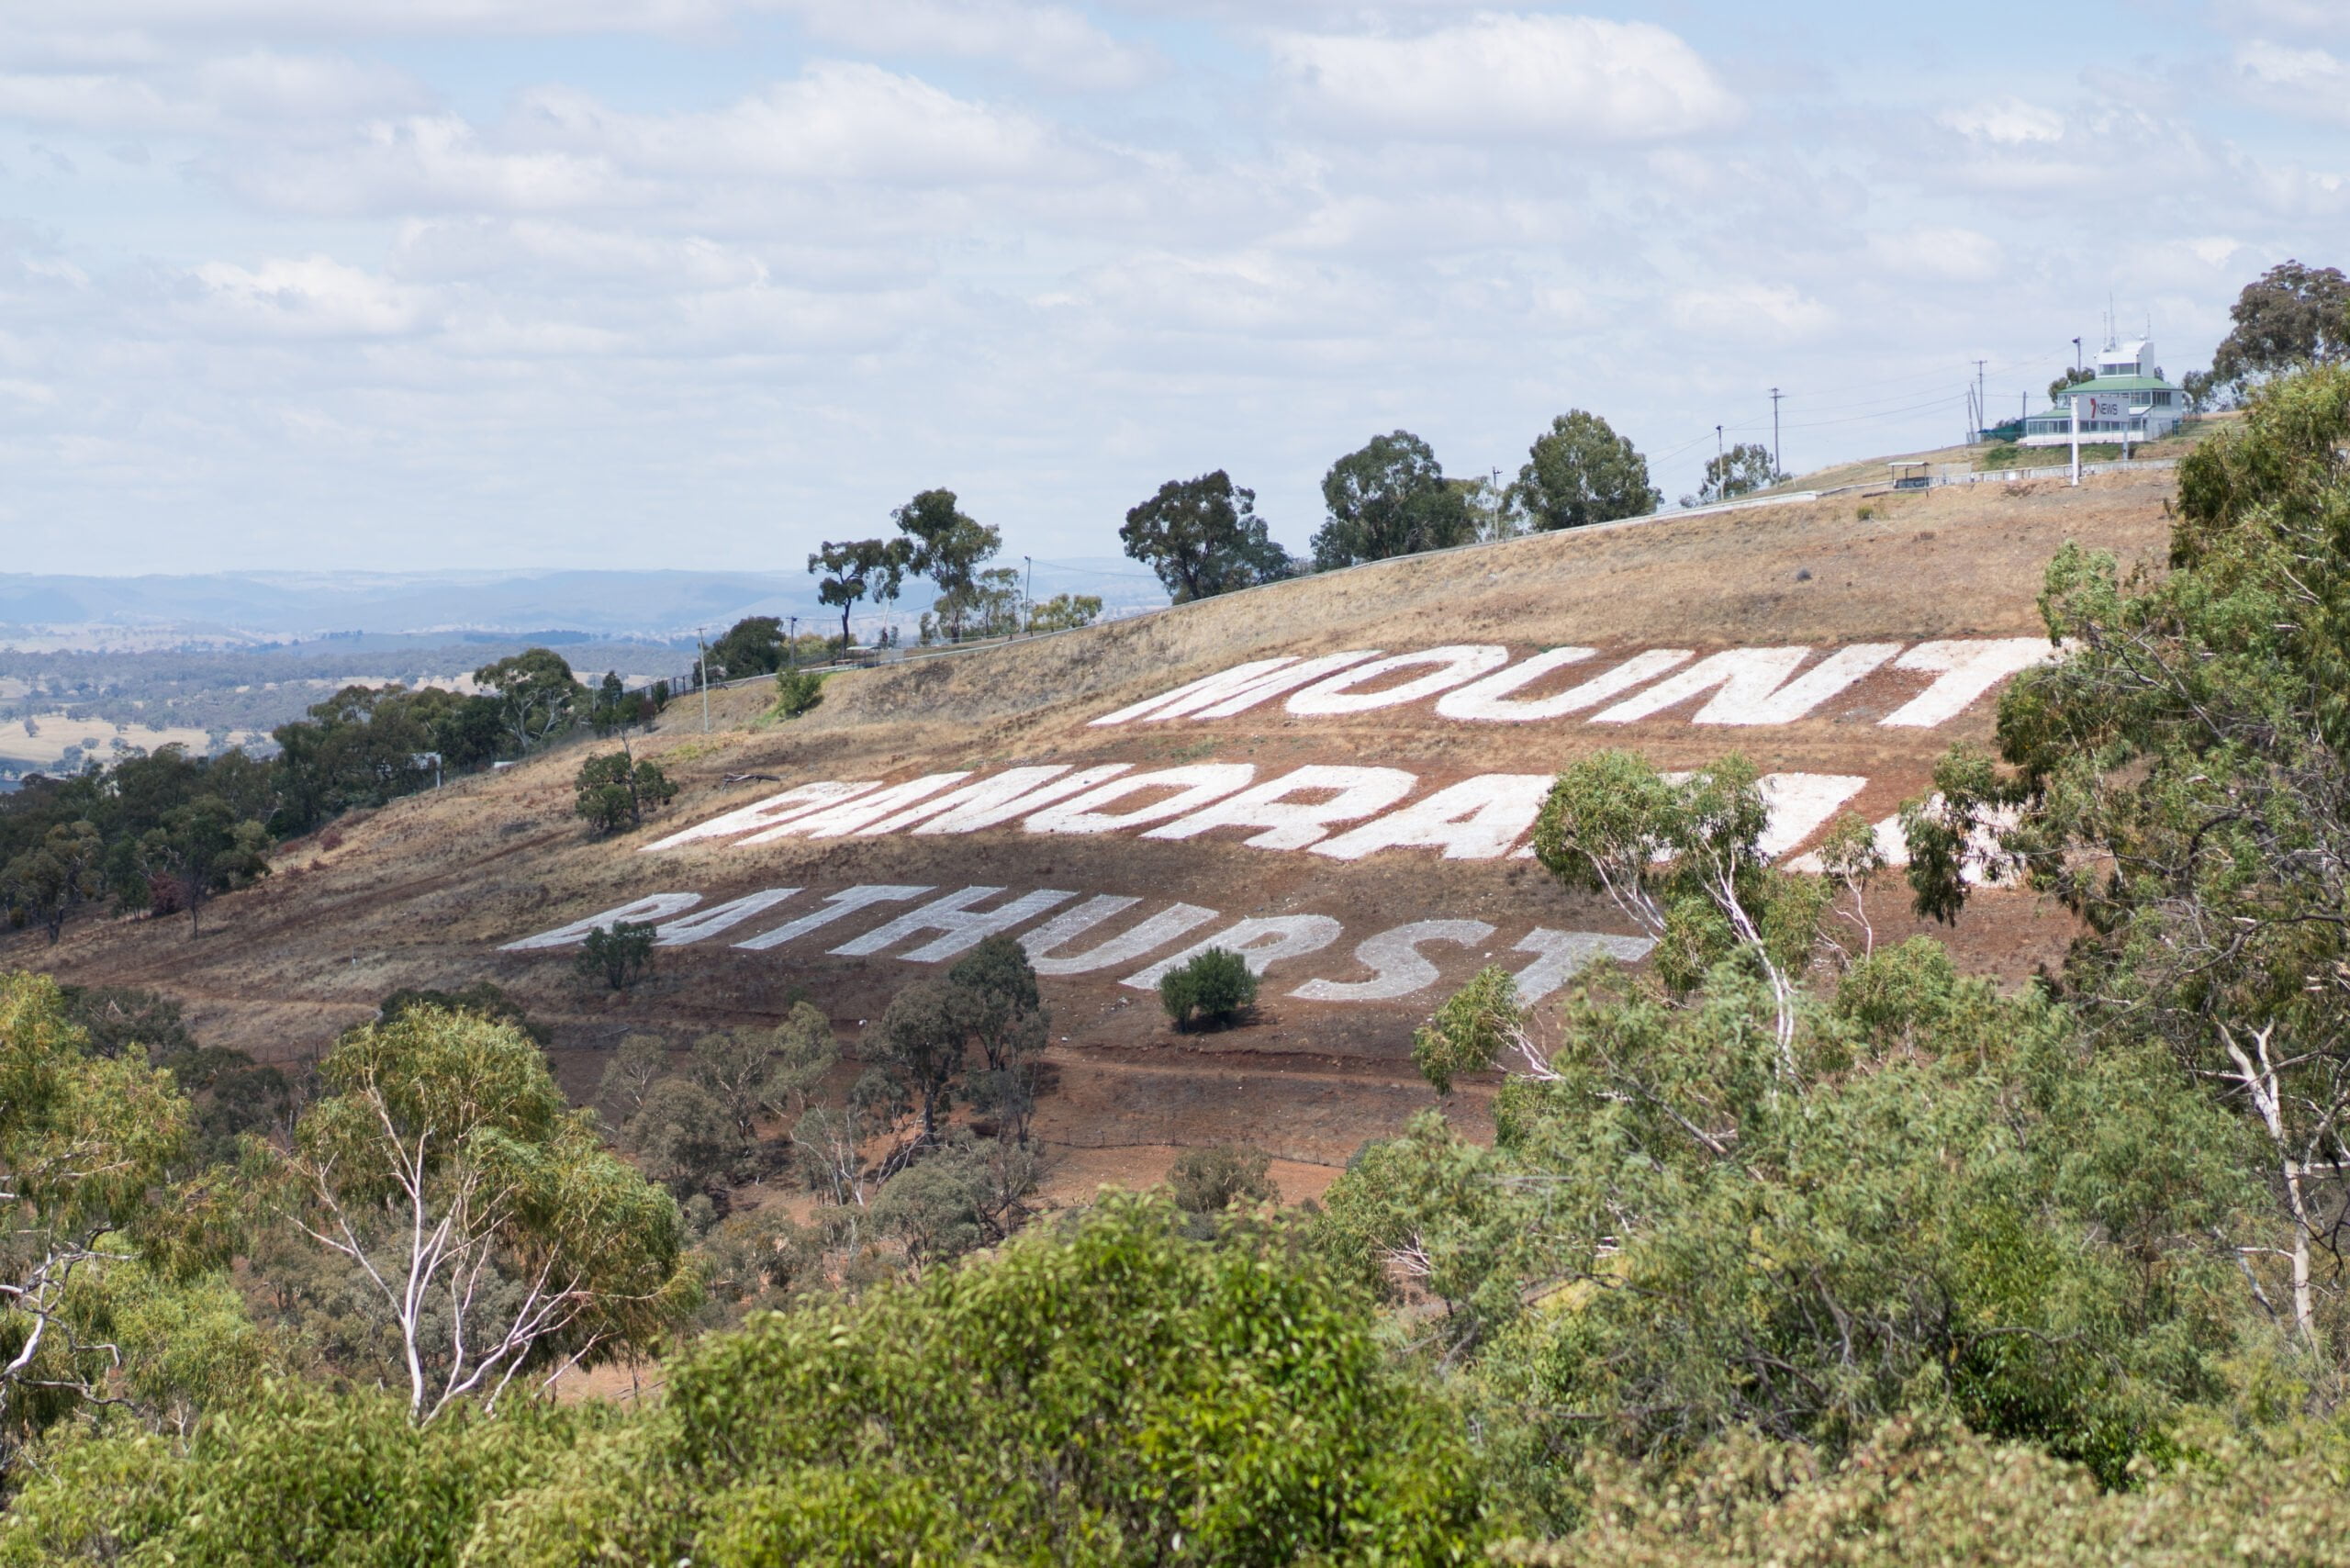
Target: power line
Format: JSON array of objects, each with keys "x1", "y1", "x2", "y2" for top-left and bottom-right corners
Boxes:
[
  {"x1": 1641, "y1": 351, "x2": 2066, "y2": 489},
  {"x1": 1770, "y1": 349, "x2": 2036, "y2": 398},
  {"x1": 1753, "y1": 350, "x2": 2056, "y2": 419},
  {"x1": 1779, "y1": 392, "x2": 1962, "y2": 431}
]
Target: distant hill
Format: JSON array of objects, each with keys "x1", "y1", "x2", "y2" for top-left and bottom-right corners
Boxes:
[
  {"x1": 16, "y1": 468, "x2": 2177, "y2": 1180},
  {"x1": 0, "y1": 560, "x2": 1169, "y2": 651}
]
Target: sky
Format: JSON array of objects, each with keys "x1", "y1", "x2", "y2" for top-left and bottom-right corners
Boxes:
[{"x1": 3, "y1": 1, "x2": 2347, "y2": 577}]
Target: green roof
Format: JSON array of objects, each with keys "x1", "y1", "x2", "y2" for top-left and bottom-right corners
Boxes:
[{"x1": 2061, "y1": 375, "x2": 2176, "y2": 394}]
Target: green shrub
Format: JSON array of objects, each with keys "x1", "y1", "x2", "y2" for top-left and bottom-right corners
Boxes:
[
  {"x1": 0, "y1": 1389, "x2": 599, "y2": 1568},
  {"x1": 771, "y1": 669, "x2": 825, "y2": 719},
  {"x1": 376, "y1": 980, "x2": 547, "y2": 1043},
  {"x1": 572, "y1": 751, "x2": 677, "y2": 834},
  {"x1": 467, "y1": 1193, "x2": 1491, "y2": 1564},
  {"x1": 1158, "y1": 946, "x2": 1257, "y2": 1030},
  {"x1": 1320, "y1": 953, "x2": 2255, "y2": 1517},
  {"x1": 1167, "y1": 1143, "x2": 1276, "y2": 1214},
  {"x1": 1496, "y1": 1416, "x2": 2350, "y2": 1567},
  {"x1": 576, "y1": 920, "x2": 655, "y2": 990}
]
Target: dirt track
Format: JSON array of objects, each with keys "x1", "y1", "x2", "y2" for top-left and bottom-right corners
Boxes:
[{"x1": 12, "y1": 470, "x2": 2172, "y2": 1179}]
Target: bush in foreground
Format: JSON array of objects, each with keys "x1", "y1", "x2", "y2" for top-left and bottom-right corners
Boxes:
[
  {"x1": 473, "y1": 1193, "x2": 1488, "y2": 1564},
  {"x1": 1497, "y1": 1415, "x2": 2350, "y2": 1567},
  {"x1": 0, "y1": 1390, "x2": 598, "y2": 1567},
  {"x1": 5, "y1": 1196, "x2": 1488, "y2": 1566}
]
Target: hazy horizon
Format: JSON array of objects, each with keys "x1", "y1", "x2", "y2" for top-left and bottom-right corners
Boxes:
[{"x1": 0, "y1": 558, "x2": 1170, "y2": 644}]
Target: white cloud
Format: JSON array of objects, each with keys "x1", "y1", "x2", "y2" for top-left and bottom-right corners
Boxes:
[
  {"x1": 21, "y1": 256, "x2": 93, "y2": 287},
  {"x1": 13, "y1": 0, "x2": 739, "y2": 40},
  {"x1": 2188, "y1": 235, "x2": 2243, "y2": 267},
  {"x1": 15, "y1": 0, "x2": 1156, "y2": 67},
  {"x1": 1273, "y1": 13, "x2": 1737, "y2": 141},
  {"x1": 224, "y1": 114, "x2": 638, "y2": 214},
  {"x1": 1865, "y1": 226, "x2": 2005, "y2": 284},
  {"x1": 514, "y1": 65, "x2": 1090, "y2": 187},
  {"x1": 1668, "y1": 283, "x2": 1832, "y2": 343},
  {"x1": 0, "y1": 50, "x2": 421, "y2": 135},
  {"x1": 0, "y1": 29, "x2": 170, "y2": 71},
  {"x1": 2232, "y1": 39, "x2": 2350, "y2": 123},
  {"x1": 1939, "y1": 97, "x2": 2065, "y2": 144},
  {"x1": 1065, "y1": 250, "x2": 1390, "y2": 337},
  {"x1": 391, "y1": 218, "x2": 770, "y2": 289},
  {"x1": 192, "y1": 50, "x2": 424, "y2": 119},
  {"x1": 188, "y1": 255, "x2": 439, "y2": 337},
  {"x1": 0, "y1": 73, "x2": 193, "y2": 134},
  {"x1": 6, "y1": 0, "x2": 2343, "y2": 575},
  {"x1": 781, "y1": 0, "x2": 1151, "y2": 87},
  {"x1": 2216, "y1": 0, "x2": 2350, "y2": 39}
]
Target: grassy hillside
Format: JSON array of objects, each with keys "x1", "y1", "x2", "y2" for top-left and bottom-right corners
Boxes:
[{"x1": 8, "y1": 466, "x2": 2174, "y2": 1190}]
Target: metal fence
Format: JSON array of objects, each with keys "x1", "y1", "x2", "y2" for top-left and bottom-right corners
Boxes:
[{"x1": 617, "y1": 618, "x2": 1140, "y2": 704}]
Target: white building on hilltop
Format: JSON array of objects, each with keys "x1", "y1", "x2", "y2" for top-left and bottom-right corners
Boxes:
[{"x1": 2020, "y1": 339, "x2": 2186, "y2": 447}]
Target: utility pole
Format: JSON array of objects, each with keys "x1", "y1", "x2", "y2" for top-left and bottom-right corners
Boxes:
[
  {"x1": 1024, "y1": 555, "x2": 1033, "y2": 635},
  {"x1": 1769, "y1": 388, "x2": 1783, "y2": 476},
  {"x1": 1973, "y1": 360, "x2": 1986, "y2": 442},
  {"x1": 2069, "y1": 390, "x2": 2081, "y2": 488},
  {"x1": 697, "y1": 625, "x2": 710, "y2": 734},
  {"x1": 787, "y1": 614, "x2": 798, "y2": 670}
]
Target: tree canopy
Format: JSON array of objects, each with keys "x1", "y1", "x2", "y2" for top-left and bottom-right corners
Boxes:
[
  {"x1": 2049, "y1": 364, "x2": 2095, "y2": 403},
  {"x1": 807, "y1": 538, "x2": 911, "y2": 651},
  {"x1": 572, "y1": 749, "x2": 677, "y2": 835},
  {"x1": 1120, "y1": 470, "x2": 1292, "y2": 601},
  {"x1": 0, "y1": 971, "x2": 236, "y2": 1468},
  {"x1": 464, "y1": 1193, "x2": 1486, "y2": 1564},
  {"x1": 703, "y1": 616, "x2": 788, "y2": 680},
  {"x1": 1914, "y1": 362, "x2": 2350, "y2": 1358},
  {"x1": 1024, "y1": 592, "x2": 1102, "y2": 633},
  {"x1": 3, "y1": 652, "x2": 589, "y2": 946},
  {"x1": 1515, "y1": 410, "x2": 1660, "y2": 531},
  {"x1": 472, "y1": 650, "x2": 586, "y2": 752},
  {"x1": 893, "y1": 487, "x2": 1003, "y2": 640},
  {"x1": 265, "y1": 1004, "x2": 697, "y2": 1421},
  {"x1": 1683, "y1": 442, "x2": 1785, "y2": 507},
  {"x1": 1310, "y1": 431, "x2": 1477, "y2": 569},
  {"x1": 2193, "y1": 259, "x2": 2350, "y2": 405}
]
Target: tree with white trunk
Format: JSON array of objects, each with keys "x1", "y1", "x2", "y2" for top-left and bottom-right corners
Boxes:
[
  {"x1": 1910, "y1": 364, "x2": 2350, "y2": 1361},
  {"x1": 264, "y1": 1004, "x2": 697, "y2": 1421}
]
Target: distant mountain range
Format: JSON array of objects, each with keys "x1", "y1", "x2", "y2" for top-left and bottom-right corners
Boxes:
[{"x1": 0, "y1": 562, "x2": 1169, "y2": 650}]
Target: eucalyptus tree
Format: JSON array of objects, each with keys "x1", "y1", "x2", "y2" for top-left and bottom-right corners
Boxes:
[
  {"x1": 263, "y1": 1005, "x2": 697, "y2": 1421},
  {"x1": 1911, "y1": 363, "x2": 2350, "y2": 1360},
  {"x1": 1311, "y1": 431, "x2": 1476, "y2": 568},
  {"x1": 1120, "y1": 470, "x2": 1292, "y2": 600}
]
